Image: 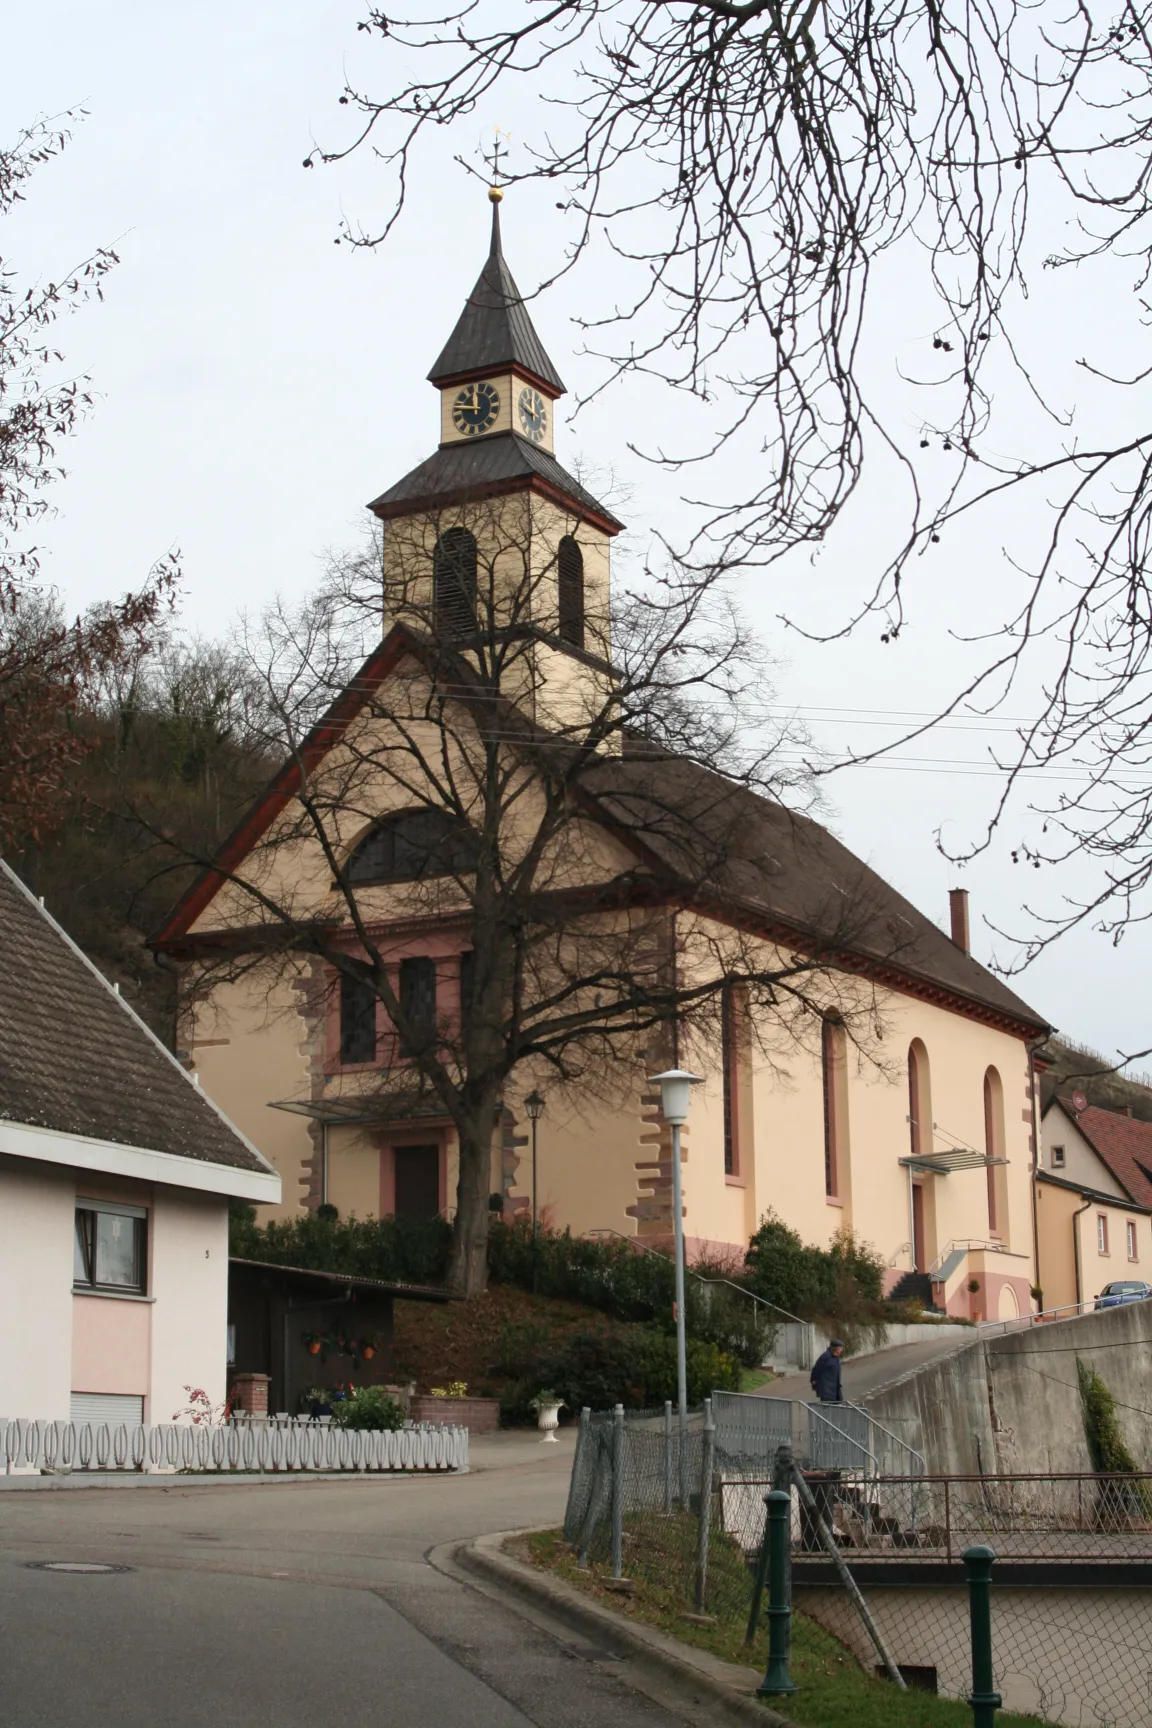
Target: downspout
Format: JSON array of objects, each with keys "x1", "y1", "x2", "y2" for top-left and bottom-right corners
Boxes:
[
  {"x1": 1028, "y1": 1042, "x2": 1042, "y2": 1306},
  {"x1": 321, "y1": 1121, "x2": 329, "y2": 1208},
  {"x1": 1071, "y1": 1194, "x2": 1092, "y2": 1309}
]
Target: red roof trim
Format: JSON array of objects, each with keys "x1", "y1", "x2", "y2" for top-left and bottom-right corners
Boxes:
[
  {"x1": 432, "y1": 361, "x2": 563, "y2": 399},
  {"x1": 369, "y1": 471, "x2": 623, "y2": 539}
]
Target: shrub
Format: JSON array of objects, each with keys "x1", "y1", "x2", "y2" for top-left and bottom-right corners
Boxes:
[
  {"x1": 330, "y1": 1385, "x2": 405, "y2": 1432},
  {"x1": 516, "y1": 1323, "x2": 740, "y2": 1418},
  {"x1": 743, "y1": 1211, "x2": 883, "y2": 1317},
  {"x1": 487, "y1": 1218, "x2": 674, "y2": 1321},
  {"x1": 228, "y1": 1207, "x2": 451, "y2": 1286}
]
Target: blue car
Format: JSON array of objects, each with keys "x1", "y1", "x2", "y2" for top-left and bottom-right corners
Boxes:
[{"x1": 1094, "y1": 1280, "x2": 1152, "y2": 1311}]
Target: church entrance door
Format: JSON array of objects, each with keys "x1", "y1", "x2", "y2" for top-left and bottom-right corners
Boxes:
[{"x1": 393, "y1": 1145, "x2": 441, "y2": 1220}]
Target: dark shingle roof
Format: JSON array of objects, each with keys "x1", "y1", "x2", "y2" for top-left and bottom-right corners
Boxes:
[
  {"x1": 581, "y1": 741, "x2": 1049, "y2": 1034},
  {"x1": 369, "y1": 430, "x2": 623, "y2": 530},
  {"x1": 0, "y1": 862, "x2": 272, "y2": 1176},
  {"x1": 427, "y1": 203, "x2": 565, "y2": 393},
  {"x1": 1054, "y1": 1101, "x2": 1152, "y2": 1208}
]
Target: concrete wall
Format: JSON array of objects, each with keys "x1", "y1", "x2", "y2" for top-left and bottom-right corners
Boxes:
[
  {"x1": 867, "y1": 1299, "x2": 1152, "y2": 1475},
  {"x1": 797, "y1": 1582, "x2": 1151, "y2": 1728}
]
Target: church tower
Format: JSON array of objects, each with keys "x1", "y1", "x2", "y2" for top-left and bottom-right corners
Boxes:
[{"x1": 368, "y1": 189, "x2": 623, "y2": 735}]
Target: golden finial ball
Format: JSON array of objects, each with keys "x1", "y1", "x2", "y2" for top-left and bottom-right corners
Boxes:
[{"x1": 489, "y1": 185, "x2": 504, "y2": 203}]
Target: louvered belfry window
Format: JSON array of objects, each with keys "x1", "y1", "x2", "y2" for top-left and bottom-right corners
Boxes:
[
  {"x1": 557, "y1": 535, "x2": 585, "y2": 649},
  {"x1": 433, "y1": 527, "x2": 478, "y2": 641}
]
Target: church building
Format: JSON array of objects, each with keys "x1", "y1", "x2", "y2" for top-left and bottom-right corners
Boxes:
[{"x1": 152, "y1": 190, "x2": 1049, "y2": 1319}]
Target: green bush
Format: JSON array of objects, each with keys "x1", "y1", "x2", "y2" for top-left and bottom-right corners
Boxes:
[
  {"x1": 488, "y1": 1218, "x2": 675, "y2": 1320},
  {"x1": 507, "y1": 1323, "x2": 739, "y2": 1418},
  {"x1": 228, "y1": 1206, "x2": 451, "y2": 1285},
  {"x1": 743, "y1": 1211, "x2": 883, "y2": 1317},
  {"x1": 330, "y1": 1385, "x2": 406, "y2": 1432}
]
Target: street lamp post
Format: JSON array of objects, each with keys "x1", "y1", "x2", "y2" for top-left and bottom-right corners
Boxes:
[
  {"x1": 524, "y1": 1089, "x2": 546, "y2": 1294},
  {"x1": 649, "y1": 1067, "x2": 703, "y2": 1493}
]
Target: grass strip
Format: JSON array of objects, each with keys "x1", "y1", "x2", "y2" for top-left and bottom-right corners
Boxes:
[{"x1": 513, "y1": 1527, "x2": 1044, "y2": 1727}]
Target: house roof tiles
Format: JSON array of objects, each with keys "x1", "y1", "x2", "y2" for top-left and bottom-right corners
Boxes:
[
  {"x1": 0, "y1": 861, "x2": 273, "y2": 1177},
  {"x1": 1053, "y1": 1099, "x2": 1152, "y2": 1209}
]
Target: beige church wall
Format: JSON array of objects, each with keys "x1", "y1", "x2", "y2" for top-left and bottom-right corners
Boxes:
[
  {"x1": 512, "y1": 1085, "x2": 651, "y2": 1241},
  {"x1": 325, "y1": 1125, "x2": 383, "y2": 1221},
  {"x1": 188, "y1": 971, "x2": 315, "y2": 1221}
]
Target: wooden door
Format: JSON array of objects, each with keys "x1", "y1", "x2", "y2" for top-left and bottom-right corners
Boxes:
[
  {"x1": 912, "y1": 1183, "x2": 926, "y2": 1273},
  {"x1": 393, "y1": 1145, "x2": 441, "y2": 1219}
]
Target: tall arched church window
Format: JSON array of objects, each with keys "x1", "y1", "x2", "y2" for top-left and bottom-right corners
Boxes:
[
  {"x1": 346, "y1": 809, "x2": 476, "y2": 885},
  {"x1": 908, "y1": 1040, "x2": 930, "y2": 1159},
  {"x1": 984, "y1": 1067, "x2": 1008, "y2": 1240},
  {"x1": 557, "y1": 535, "x2": 585, "y2": 650},
  {"x1": 433, "y1": 527, "x2": 477, "y2": 641},
  {"x1": 822, "y1": 1015, "x2": 848, "y2": 1199}
]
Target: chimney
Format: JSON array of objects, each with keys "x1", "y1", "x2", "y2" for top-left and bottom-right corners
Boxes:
[{"x1": 949, "y1": 888, "x2": 970, "y2": 954}]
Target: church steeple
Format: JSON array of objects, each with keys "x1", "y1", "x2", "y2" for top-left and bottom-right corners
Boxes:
[{"x1": 427, "y1": 190, "x2": 566, "y2": 396}]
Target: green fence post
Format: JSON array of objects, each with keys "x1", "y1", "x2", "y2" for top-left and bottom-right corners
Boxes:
[
  {"x1": 746, "y1": 1442, "x2": 793, "y2": 1645},
  {"x1": 757, "y1": 1489, "x2": 798, "y2": 1698},
  {"x1": 963, "y1": 1544, "x2": 1001, "y2": 1728}
]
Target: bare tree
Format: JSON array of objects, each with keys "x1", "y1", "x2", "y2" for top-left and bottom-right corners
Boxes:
[
  {"x1": 304, "y1": 0, "x2": 1152, "y2": 953},
  {"x1": 149, "y1": 504, "x2": 898, "y2": 1292},
  {"x1": 0, "y1": 115, "x2": 176, "y2": 848}
]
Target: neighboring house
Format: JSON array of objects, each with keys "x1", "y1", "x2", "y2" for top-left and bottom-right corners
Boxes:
[
  {"x1": 0, "y1": 862, "x2": 280, "y2": 1425},
  {"x1": 151, "y1": 204, "x2": 1050, "y2": 1322},
  {"x1": 1037, "y1": 1098, "x2": 1152, "y2": 1309}
]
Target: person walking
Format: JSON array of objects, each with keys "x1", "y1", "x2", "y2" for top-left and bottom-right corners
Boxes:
[{"x1": 809, "y1": 1338, "x2": 845, "y2": 1402}]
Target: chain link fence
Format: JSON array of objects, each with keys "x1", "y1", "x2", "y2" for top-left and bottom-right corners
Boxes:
[{"x1": 563, "y1": 1403, "x2": 1152, "y2": 1726}]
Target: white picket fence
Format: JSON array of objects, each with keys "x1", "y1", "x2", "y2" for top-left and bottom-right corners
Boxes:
[{"x1": 0, "y1": 1417, "x2": 468, "y2": 1475}]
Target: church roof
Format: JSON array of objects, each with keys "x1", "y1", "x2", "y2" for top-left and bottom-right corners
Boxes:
[
  {"x1": 427, "y1": 202, "x2": 566, "y2": 394},
  {"x1": 368, "y1": 429, "x2": 624, "y2": 534},
  {"x1": 151, "y1": 624, "x2": 1049, "y2": 1040}
]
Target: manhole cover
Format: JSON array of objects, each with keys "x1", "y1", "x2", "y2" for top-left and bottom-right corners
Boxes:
[{"x1": 26, "y1": 1561, "x2": 133, "y2": 1574}]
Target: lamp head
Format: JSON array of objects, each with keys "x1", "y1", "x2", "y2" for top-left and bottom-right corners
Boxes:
[
  {"x1": 524, "y1": 1089, "x2": 546, "y2": 1122},
  {"x1": 648, "y1": 1068, "x2": 704, "y2": 1127}
]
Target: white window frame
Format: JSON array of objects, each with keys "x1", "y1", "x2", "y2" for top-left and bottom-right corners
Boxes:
[
  {"x1": 1127, "y1": 1221, "x2": 1139, "y2": 1262},
  {"x1": 1051, "y1": 1144, "x2": 1065, "y2": 1168},
  {"x1": 1097, "y1": 1214, "x2": 1110, "y2": 1256}
]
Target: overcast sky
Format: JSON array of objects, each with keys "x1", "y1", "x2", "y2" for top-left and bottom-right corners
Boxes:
[{"x1": 6, "y1": 0, "x2": 1150, "y2": 1070}]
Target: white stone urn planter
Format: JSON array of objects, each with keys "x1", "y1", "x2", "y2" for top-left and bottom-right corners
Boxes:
[{"x1": 533, "y1": 1398, "x2": 564, "y2": 1442}]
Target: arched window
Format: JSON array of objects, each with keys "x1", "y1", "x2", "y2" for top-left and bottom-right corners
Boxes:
[
  {"x1": 908, "y1": 1040, "x2": 931, "y2": 1159},
  {"x1": 346, "y1": 809, "x2": 476, "y2": 885},
  {"x1": 557, "y1": 535, "x2": 585, "y2": 649},
  {"x1": 822, "y1": 1015, "x2": 848, "y2": 1199},
  {"x1": 433, "y1": 527, "x2": 477, "y2": 641},
  {"x1": 984, "y1": 1066, "x2": 1008, "y2": 1239}
]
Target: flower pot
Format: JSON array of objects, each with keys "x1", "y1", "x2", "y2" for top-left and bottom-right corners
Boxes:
[
  {"x1": 362, "y1": 1346, "x2": 376, "y2": 1360},
  {"x1": 536, "y1": 1400, "x2": 563, "y2": 1443},
  {"x1": 306, "y1": 1341, "x2": 321, "y2": 1355}
]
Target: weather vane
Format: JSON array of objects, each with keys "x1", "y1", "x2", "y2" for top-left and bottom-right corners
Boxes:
[{"x1": 483, "y1": 126, "x2": 511, "y2": 202}]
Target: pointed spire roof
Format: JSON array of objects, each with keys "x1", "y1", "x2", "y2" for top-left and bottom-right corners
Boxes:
[{"x1": 427, "y1": 196, "x2": 566, "y2": 395}]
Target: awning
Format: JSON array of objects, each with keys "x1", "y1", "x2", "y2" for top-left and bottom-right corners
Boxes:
[
  {"x1": 900, "y1": 1151, "x2": 1008, "y2": 1175},
  {"x1": 268, "y1": 1095, "x2": 451, "y2": 1127}
]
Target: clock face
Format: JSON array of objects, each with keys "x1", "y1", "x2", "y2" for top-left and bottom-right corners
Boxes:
[
  {"x1": 518, "y1": 387, "x2": 548, "y2": 444},
  {"x1": 453, "y1": 381, "x2": 500, "y2": 436}
]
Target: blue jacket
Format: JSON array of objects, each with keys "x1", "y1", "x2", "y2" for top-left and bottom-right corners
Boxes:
[{"x1": 810, "y1": 1348, "x2": 843, "y2": 1402}]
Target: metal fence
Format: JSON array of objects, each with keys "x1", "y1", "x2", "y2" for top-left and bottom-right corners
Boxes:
[
  {"x1": 711, "y1": 1390, "x2": 925, "y2": 1477},
  {"x1": 0, "y1": 1416, "x2": 469, "y2": 1475},
  {"x1": 563, "y1": 1408, "x2": 1152, "y2": 1727}
]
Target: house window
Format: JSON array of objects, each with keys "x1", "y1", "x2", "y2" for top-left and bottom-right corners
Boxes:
[
  {"x1": 433, "y1": 526, "x2": 478, "y2": 641},
  {"x1": 722, "y1": 985, "x2": 738, "y2": 1176},
  {"x1": 1098, "y1": 1214, "x2": 1110, "y2": 1255},
  {"x1": 339, "y1": 972, "x2": 377, "y2": 1064},
  {"x1": 1051, "y1": 1145, "x2": 1066, "y2": 1168},
  {"x1": 1127, "y1": 1221, "x2": 1139, "y2": 1261},
  {"x1": 557, "y1": 536, "x2": 585, "y2": 650},
  {"x1": 346, "y1": 809, "x2": 475, "y2": 885},
  {"x1": 399, "y1": 955, "x2": 438, "y2": 1050},
  {"x1": 74, "y1": 1202, "x2": 147, "y2": 1295}
]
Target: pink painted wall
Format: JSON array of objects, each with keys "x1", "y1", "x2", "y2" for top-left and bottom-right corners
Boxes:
[{"x1": 71, "y1": 1294, "x2": 151, "y2": 1395}]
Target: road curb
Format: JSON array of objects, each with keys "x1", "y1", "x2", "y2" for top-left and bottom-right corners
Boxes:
[{"x1": 459, "y1": 1529, "x2": 790, "y2": 1727}]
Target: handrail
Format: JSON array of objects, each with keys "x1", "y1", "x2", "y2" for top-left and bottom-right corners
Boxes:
[
  {"x1": 585, "y1": 1228, "x2": 807, "y2": 1327},
  {"x1": 926, "y1": 1238, "x2": 1010, "y2": 1278},
  {"x1": 807, "y1": 1400, "x2": 880, "y2": 1473},
  {"x1": 974, "y1": 1294, "x2": 1105, "y2": 1337},
  {"x1": 844, "y1": 1398, "x2": 927, "y2": 1475}
]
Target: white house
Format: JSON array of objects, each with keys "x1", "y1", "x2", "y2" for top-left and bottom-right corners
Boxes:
[{"x1": 0, "y1": 861, "x2": 280, "y2": 1426}]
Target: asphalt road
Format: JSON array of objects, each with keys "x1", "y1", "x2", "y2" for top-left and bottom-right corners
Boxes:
[{"x1": 0, "y1": 1431, "x2": 704, "y2": 1728}]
